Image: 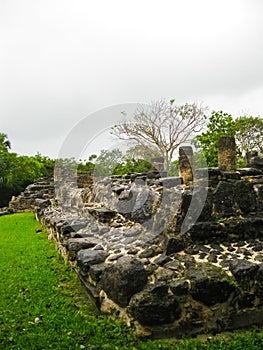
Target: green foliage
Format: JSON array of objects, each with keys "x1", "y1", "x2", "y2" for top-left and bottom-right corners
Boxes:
[
  {"x1": 94, "y1": 148, "x2": 125, "y2": 177},
  {"x1": 235, "y1": 115, "x2": 263, "y2": 155},
  {"x1": 0, "y1": 132, "x2": 11, "y2": 152},
  {"x1": 0, "y1": 133, "x2": 55, "y2": 207},
  {"x1": 113, "y1": 158, "x2": 153, "y2": 175},
  {"x1": 194, "y1": 111, "x2": 235, "y2": 167},
  {"x1": 125, "y1": 144, "x2": 161, "y2": 163},
  {"x1": 194, "y1": 112, "x2": 263, "y2": 167},
  {"x1": 91, "y1": 148, "x2": 153, "y2": 177},
  {"x1": 169, "y1": 159, "x2": 179, "y2": 176},
  {"x1": 77, "y1": 154, "x2": 97, "y2": 174}
]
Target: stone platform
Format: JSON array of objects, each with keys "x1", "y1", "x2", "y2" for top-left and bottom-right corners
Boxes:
[{"x1": 34, "y1": 166, "x2": 263, "y2": 338}]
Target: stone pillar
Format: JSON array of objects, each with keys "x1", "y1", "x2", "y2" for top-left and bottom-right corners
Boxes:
[
  {"x1": 178, "y1": 146, "x2": 194, "y2": 184},
  {"x1": 151, "y1": 157, "x2": 164, "y2": 171},
  {"x1": 246, "y1": 151, "x2": 258, "y2": 167},
  {"x1": 218, "y1": 136, "x2": 236, "y2": 171}
]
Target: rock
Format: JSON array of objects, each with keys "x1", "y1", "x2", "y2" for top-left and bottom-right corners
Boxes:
[
  {"x1": 100, "y1": 256, "x2": 148, "y2": 307},
  {"x1": 153, "y1": 254, "x2": 171, "y2": 266},
  {"x1": 165, "y1": 233, "x2": 190, "y2": 255},
  {"x1": 189, "y1": 222, "x2": 227, "y2": 243},
  {"x1": 170, "y1": 279, "x2": 189, "y2": 295},
  {"x1": 160, "y1": 177, "x2": 182, "y2": 188},
  {"x1": 187, "y1": 263, "x2": 236, "y2": 306},
  {"x1": 213, "y1": 181, "x2": 235, "y2": 217},
  {"x1": 139, "y1": 245, "x2": 163, "y2": 258},
  {"x1": 207, "y1": 253, "x2": 218, "y2": 263},
  {"x1": 89, "y1": 263, "x2": 106, "y2": 282},
  {"x1": 35, "y1": 198, "x2": 51, "y2": 209},
  {"x1": 128, "y1": 284, "x2": 181, "y2": 326},
  {"x1": 234, "y1": 180, "x2": 256, "y2": 214},
  {"x1": 88, "y1": 208, "x2": 117, "y2": 223},
  {"x1": 66, "y1": 238, "x2": 100, "y2": 260},
  {"x1": 111, "y1": 185, "x2": 126, "y2": 195},
  {"x1": 123, "y1": 227, "x2": 142, "y2": 237},
  {"x1": 76, "y1": 249, "x2": 108, "y2": 276},
  {"x1": 238, "y1": 168, "x2": 263, "y2": 176},
  {"x1": 238, "y1": 293, "x2": 256, "y2": 309},
  {"x1": 58, "y1": 220, "x2": 87, "y2": 235},
  {"x1": 229, "y1": 259, "x2": 259, "y2": 288}
]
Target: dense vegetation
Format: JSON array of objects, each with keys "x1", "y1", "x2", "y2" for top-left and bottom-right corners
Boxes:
[
  {"x1": 0, "y1": 133, "x2": 54, "y2": 207},
  {"x1": 1, "y1": 213, "x2": 263, "y2": 349}
]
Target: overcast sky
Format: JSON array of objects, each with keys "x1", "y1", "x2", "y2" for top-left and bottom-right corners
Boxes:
[{"x1": 1, "y1": 0, "x2": 263, "y2": 158}]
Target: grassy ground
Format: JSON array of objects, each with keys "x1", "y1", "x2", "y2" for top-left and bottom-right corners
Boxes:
[{"x1": 1, "y1": 213, "x2": 263, "y2": 349}]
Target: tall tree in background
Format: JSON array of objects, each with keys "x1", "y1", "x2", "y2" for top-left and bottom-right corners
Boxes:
[
  {"x1": 112, "y1": 99, "x2": 207, "y2": 171},
  {"x1": 235, "y1": 116, "x2": 263, "y2": 155}
]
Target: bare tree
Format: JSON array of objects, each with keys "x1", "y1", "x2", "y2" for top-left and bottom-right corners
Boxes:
[{"x1": 112, "y1": 99, "x2": 207, "y2": 171}]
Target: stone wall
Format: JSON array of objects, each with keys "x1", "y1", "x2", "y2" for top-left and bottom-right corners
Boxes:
[
  {"x1": 9, "y1": 178, "x2": 54, "y2": 212},
  {"x1": 35, "y1": 165, "x2": 263, "y2": 338},
  {"x1": 0, "y1": 178, "x2": 54, "y2": 216}
]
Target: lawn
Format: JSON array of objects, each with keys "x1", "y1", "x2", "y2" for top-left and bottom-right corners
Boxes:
[{"x1": 1, "y1": 212, "x2": 263, "y2": 349}]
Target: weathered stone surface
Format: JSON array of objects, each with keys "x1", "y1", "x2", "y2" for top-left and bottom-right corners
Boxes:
[
  {"x1": 189, "y1": 222, "x2": 227, "y2": 242},
  {"x1": 213, "y1": 181, "x2": 235, "y2": 217},
  {"x1": 9, "y1": 177, "x2": 54, "y2": 213},
  {"x1": 218, "y1": 136, "x2": 236, "y2": 171},
  {"x1": 100, "y1": 256, "x2": 148, "y2": 307},
  {"x1": 187, "y1": 263, "x2": 236, "y2": 306},
  {"x1": 66, "y1": 237, "x2": 100, "y2": 260},
  {"x1": 160, "y1": 177, "x2": 182, "y2": 188},
  {"x1": 229, "y1": 259, "x2": 259, "y2": 288},
  {"x1": 138, "y1": 245, "x2": 163, "y2": 258},
  {"x1": 35, "y1": 198, "x2": 51, "y2": 209},
  {"x1": 128, "y1": 284, "x2": 181, "y2": 326},
  {"x1": 234, "y1": 180, "x2": 256, "y2": 213},
  {"x1": 178, "y1": 146, "x2": 194, "y2": 184},
  {"x1": 76, "y1": 249, "x2": 108, "y2": 276},
  {"x1": 165, "y1": 233, "x2": 190, "y2": 254},
  {"x1": 88, "y1": 208, "x2": 116, "y2": 222},
  {"x1": 89, "y1": 263, "x2": 106, "y2": 282},
  {"x1": 170, "y1": 279, "x2": 189, "y2": 295}
]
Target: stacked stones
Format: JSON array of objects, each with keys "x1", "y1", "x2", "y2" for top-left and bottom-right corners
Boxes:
[
  {"x1": 8, "y1": 178, "x2": 54, "y2": 212},
  {"x1": 35, "y1": 141, "x2": 263, "y2": 338}
]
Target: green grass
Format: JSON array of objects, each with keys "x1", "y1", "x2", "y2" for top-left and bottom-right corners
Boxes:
[{"x1": 1, "y1": 213, "x2": 263, "y2": 349}]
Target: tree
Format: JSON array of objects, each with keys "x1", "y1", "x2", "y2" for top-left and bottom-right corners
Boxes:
[
  {"x1": 0, "y1": 133, "x2": 11, "y2": 152},
  {"x1": 194, "y1": 111, "x2": 236, "y2": 167},
  {"x1": 194, "y1": 112, "x2": 263, "y2": 167},
  {"x1": 113, "y1": 158, "x2": 153, "y2": 175},
  {"x1": 235, "y1": 116, "x2": 263, "y2": 155},
  {"x1": 112, "y1": 99, "x2": 207, "y2": 171},
  {"x1": 125, "y1": 144, "x2": 162, "y2": 163},
  {"x1": 77, "y1": 154, "x2": 97, "y2": 174},
  {"x1": 0, "y1": 132, "x2": 55, "y2": 207},
  {"x1": 94, "y1": 148, "x2": 125, "y2": 177}
]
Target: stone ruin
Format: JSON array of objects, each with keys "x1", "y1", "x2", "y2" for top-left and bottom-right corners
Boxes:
[
  {"x1": 3, "y1": 138, "x2": 263, "y2": 338},
  {"x1": 0, "y1": 178, "x2": 54, "y2": 216}
]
